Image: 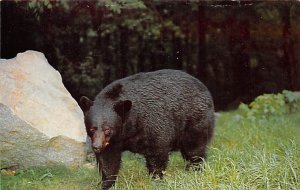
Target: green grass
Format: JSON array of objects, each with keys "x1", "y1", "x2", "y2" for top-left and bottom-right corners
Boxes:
[{"x1": 1, "y1": 112, "x2": 299, "y2": 190}]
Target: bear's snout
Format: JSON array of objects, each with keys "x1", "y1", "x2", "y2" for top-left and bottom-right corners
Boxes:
[
  {"x1": 92, "y1": 141, "x2": 102, "y2": 153},
  {"x1": 92, "y1": 130, "x2": 111, "y2": 153},
  {"x1": 92, "y1": 141, "x2": 109, "y2": 153},
  {"x1": 91, "y1": 131, "x2": 105, "y2": 152}
]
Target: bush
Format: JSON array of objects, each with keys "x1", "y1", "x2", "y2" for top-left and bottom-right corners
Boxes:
[
  {"x1": 237, "y1": 90, "x2": 299, "y2": 122},
  {"x1": 282, "y1": 90, "x2": 300, "y2": 113}
]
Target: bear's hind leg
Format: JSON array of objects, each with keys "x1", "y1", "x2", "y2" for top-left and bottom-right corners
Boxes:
[
  {"x1": 181, "y1": 144, "x2": 207, "y2": 170},
  {"x1": 145, "y1": 151, "x2": 169, "y2": 179},
  {"x1": 181, "y1": 123, "x2": 213, "y2": 170}
]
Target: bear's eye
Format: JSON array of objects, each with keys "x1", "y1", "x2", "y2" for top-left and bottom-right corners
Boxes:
[
  {"x1": 90, "y1": 127, "x2": 97, "y2": 133},
  {"x1": 104, "y1": 128, "x2": 111, "y2": 136}
]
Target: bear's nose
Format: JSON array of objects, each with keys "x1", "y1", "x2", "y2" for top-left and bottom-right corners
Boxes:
[
  {"x1": 92, "y1": 144, "x2": 102, "y2": 153},
  {"x1": 93, "y1": 147, "x2": 101, "y2": 153},
  {"x1": 92, "y1": 142, "x2": 102, "y2": 150}
]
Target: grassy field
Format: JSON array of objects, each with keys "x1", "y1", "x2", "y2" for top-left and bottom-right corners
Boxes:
[{"x1": 1, "y1": 112, "x2": 299, "y2": 190}]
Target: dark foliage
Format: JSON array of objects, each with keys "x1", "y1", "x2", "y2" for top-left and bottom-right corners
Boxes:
[{"x1": 1, "y1": 1, "x2": 300, "y2": 110}]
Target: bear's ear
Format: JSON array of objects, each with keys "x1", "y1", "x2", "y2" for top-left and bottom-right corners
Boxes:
[
  {"x1": 80, "y1": 96, "x2": 93, "y2": 112},
  {"x1": 113, "y1": 100, "x2": 132, "y2": 119}
]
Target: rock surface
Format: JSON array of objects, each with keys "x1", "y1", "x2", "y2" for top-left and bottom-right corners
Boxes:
[{"x1": 0, "y1": 51, "x2": 87, "y2": 168}]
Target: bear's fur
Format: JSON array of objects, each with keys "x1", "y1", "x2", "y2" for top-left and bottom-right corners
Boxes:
[{"x1": 80, "y1": 69, "x2": 214, "y2": 190}]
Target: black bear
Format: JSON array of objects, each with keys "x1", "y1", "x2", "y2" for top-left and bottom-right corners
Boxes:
[{"x1": 80, "y1": 69, "x2": 214, "y2": 190}]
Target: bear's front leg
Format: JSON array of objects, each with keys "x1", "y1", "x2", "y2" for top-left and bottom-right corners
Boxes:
[
  {"x1": 98, "y1": 148, "x2": 122, "y2": 190},
  {"x1": 145, "y1": 151, "x2": 169, "y2": 179}
]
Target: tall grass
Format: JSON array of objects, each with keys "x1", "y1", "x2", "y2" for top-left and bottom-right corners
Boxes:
[{"x1": 1, "y1": 112, "x2": 299, "y2": 190}]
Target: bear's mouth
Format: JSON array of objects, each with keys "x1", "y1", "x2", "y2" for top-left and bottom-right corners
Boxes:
[{"x1": 93, "y1": 147, "x2": 101, "y2": 153}]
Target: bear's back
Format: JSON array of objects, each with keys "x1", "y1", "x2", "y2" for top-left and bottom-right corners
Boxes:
[{"x1": 99, "y1": 70, "x2": 213, "y2": 121}]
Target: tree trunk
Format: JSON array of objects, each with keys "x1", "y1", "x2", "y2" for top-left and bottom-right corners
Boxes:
[
  {"x1": 229, "y1": 14, "x2": 251, "y2": 100},
  {"x1": 119, "y1": 26, "x2": 129, "y2": 78},
  {"x1": 281, "y1": 4, "x2": 298, "y2": 90},
  {"x1": 102, "y1": 34, "x2": 112, "y2": 87},
  {"x1": 150, "y1": 41, "x2": 157, "y2": 71},
  {"x1": 197, "y1": 3, "x2": 207, "y2": 81},
  {"x1": 185, "y1": 30, "x2": 193, "y2": 74},
  {"x1": 137, "y1": 36, "x2": 146, "y2": 72}
]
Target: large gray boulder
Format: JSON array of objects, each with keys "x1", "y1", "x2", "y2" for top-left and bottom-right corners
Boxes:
[{"x1": 0, "y1": 51, "x2": 87, "y2": 168}]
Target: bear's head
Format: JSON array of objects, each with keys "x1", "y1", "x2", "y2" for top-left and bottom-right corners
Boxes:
[{"x1": 80, "y1": 96, "x2": 132, "y2": 153}]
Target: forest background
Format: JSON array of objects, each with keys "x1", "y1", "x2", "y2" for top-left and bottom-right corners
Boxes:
[{"x1": 2, "y1": 0, "x2": 300, "y2": 110}]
